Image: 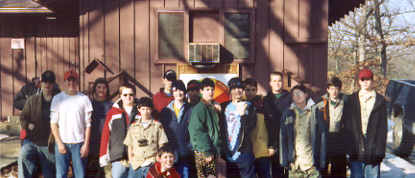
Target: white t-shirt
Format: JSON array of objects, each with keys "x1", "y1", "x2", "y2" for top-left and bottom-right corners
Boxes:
[{"x1": 50, "y1": 92, "x2": 93, "y2": 143}]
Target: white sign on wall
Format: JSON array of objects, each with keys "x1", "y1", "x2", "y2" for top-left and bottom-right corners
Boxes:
[{"x1": 11, "y1": 38, "x2": 25, "y2": 49}]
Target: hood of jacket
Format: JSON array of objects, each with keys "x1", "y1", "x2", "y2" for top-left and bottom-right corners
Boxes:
[
  {"x1": 291, "y1": 98, "x2": 315, "y2": 113},
  {"x1": 158, "y1": 88, "x2": 171, "y2": 98}
]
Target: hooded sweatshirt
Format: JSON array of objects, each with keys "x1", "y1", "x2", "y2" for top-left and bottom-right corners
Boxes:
[
  {"x1": 153, "y1": 88, "x2": 174, "y2": 112},
  {"x1": 280, "y1": 98, "x2": 326, "y2": 170}
]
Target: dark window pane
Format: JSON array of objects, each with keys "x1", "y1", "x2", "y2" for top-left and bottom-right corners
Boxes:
[
  {"x1": 159, "y1": 42, "x2": 171, "y2": 59},
  {"x1": 239, "y1": 41, "x2": 250, "y2": 59},
  {"x1": 225, "y1": 13, "x2": 250, "y2": 59},
  {"x1": 159, "y1": 13, "x2": 184, "y2": 59}
]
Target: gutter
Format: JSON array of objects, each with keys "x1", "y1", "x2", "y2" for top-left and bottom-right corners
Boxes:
[{"x1": 0, "y1": 7, "x2": 53, "y2": 13}]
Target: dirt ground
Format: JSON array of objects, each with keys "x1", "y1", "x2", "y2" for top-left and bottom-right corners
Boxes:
[{"x1": 0, "y1": 162, "x2": 112, "y2": 178}]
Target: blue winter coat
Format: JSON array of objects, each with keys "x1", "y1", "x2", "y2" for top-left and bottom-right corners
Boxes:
[{"x1": 159, "y1": 101, "x2": 194, "y2": 158}]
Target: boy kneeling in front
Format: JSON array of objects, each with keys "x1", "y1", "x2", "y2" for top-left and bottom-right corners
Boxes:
[{"x1": 147, "y1": 144, "x2": 181, "y2": 178}]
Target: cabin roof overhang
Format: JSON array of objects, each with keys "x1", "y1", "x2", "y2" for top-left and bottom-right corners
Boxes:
[{"x1": 329, "y1": 0, "x2": 366, "y2": 24}]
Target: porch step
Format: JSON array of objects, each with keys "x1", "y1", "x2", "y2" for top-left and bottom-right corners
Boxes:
[{"x1": 0, "y1": 122, "x2": 21, "y2": 136}]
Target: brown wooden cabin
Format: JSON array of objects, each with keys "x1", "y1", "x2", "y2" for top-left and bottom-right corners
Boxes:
[{"x1": 0, "y1": 0, "x2": 364, "y2": 120}]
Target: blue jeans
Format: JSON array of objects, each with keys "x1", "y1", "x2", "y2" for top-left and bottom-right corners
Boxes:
[
  {"x1": 350, "y1": 161, "x2": 381, "y2": 178},
  {"x1": 55, "y1": 143, "x2": 87, "y2": 178},
  {"x1": 112, "y1": 161, "x2": 129, "y2": 178},
  {"x1": 128, "y1": 164, "x2": 152, "y2": 178},
  {"x1": 18, "y1": 139, "x2": 56, "y2": 178},
  {"x1": 175, "y1": 162, "x2": 190, "y2": 178}
]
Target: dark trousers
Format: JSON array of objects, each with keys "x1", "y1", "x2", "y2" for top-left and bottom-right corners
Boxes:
[
  {"x1": 175, "y1": 156, "x2": 197, "y2": 178},
  {"x1": 227, "y1": 160, "x2": 257, "y2": 178},
  {"x1": 254, "y1": 157, "x2": 272, "y2": 178},
  {"x1": 271, "y1": 154, "x2": 287, "y2": 178},
  {"x1": 86, "y1": 156, "x2": 105, "y2": 178},
  {"x1": 322, "y1": 133, "x2": 347, "y2": 178},
  {"x1": 321, "y1": 153, "x2": 347, "y2": 178}
]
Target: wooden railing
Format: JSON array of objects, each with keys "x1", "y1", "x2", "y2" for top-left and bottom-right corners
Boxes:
[
  {"x1": 282, "y1": 69, "x2": 322, "y2": 94},
  {"x1": 82, "y1": 70, "x2": 153, "y2": 100}
]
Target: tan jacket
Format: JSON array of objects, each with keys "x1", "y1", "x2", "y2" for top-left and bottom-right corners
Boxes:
[
  {"x1": 252, "y1": 113, "x2": 269, "y2": 158},
  {"x1": 124, "y1": 116, "x2": 168, "y2": 170}
]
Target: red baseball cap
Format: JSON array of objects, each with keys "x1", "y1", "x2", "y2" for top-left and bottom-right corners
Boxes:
[
  {"x1": 64, "y1": 70, "x2": 79, "y2": 80},
  {"x1": 359, "y1": 69, "x2": 373, "y2": 80}
]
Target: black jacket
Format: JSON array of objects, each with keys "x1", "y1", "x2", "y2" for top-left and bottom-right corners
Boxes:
[
  {"x1": 248, "y1": 95, "x2": 277, "y2": 149},
  {"x1": 341, "y1": 91, "x2": 388, "y2": 164},
  {"x1": 100, "y1": 98, "x2": 139, "y2": 165},
  {"x1": 14, "y1": 83, "x2": 60, "y2": 110},
  {"x1": 263, "y1": 90, "x2": 292, "y2": 150},
  {"x1": 219, "y1": 101, "x2": 257, "y2": 157},
  {"x1": 14, "y1": 83, "x2": 40, "y2": 110}
]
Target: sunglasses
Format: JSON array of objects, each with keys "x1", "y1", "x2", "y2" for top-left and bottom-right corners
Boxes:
[{"x1": 122, "y1": 93, "x2": 134, "y2": 97}]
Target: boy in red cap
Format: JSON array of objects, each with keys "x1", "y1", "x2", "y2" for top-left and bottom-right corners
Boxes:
[
  {"x1": 341, "y1": 69, "x2": 387, "y2": 178},
  {"x1": 51, "y1": 69, "x2": 93, "y2": 177}
]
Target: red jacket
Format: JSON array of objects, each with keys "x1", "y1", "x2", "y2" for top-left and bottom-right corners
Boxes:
[
  {"x1": 153, "y1": 88, "x2": 174, "y2": 112},
  {"x1": 99, "y1": 99, "x2": 138, "y2": 167},
  {"x1": 146, "y1": 162, "x2": 181, "y2": 178}
]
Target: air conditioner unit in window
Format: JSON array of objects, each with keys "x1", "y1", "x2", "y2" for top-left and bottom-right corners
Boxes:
[{"x1": 188, "y1": 43, "x2": 220, "y2": 63}]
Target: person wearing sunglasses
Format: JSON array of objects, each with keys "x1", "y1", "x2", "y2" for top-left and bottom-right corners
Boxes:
[{"x1": 100, "y1": 83, "x2": 139, "y2": 178}]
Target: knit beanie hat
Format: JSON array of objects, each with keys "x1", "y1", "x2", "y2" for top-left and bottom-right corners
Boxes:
[{"x1": 171, "y1": 80, "x2": 186, "y2": 93}]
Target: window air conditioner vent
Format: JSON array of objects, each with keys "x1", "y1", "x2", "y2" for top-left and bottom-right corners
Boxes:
[{"x1": 188, "y1": 43, "x2": 220, "y2": 63}]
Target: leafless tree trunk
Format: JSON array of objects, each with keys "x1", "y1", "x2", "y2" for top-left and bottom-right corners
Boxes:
[
  {"x1": 358, "y1": 4, "x2": 367, "y2": 63},
  {"x1": 373, "y1": 0, "x2": 388, "y2": 77}
]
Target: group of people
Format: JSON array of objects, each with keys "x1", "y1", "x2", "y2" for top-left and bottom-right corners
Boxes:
[{"x1": 15, "y1": 68, "x2": 387, "y2": 178}]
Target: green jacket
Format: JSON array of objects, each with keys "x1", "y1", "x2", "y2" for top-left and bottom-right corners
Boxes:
[{"x1": 188, "y1": 100, "x2": 221, "y2": 157}]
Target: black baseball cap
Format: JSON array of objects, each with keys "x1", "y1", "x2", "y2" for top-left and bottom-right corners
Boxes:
[
  {"x1": 41, "y1": 70, "x2": 56, "y2": 83},
  {"x1": 163, "y1": 70, "x2": 177, "y2": 81},
  {"x1": 228, "y1": 77, "x2": 243, "y2": 91}
]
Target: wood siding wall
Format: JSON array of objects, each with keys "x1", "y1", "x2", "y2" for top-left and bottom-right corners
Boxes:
[
  {"x1": 0, "y1": 0, "x2": 329, "y2": 119},
  {"x1": 0, "y1": 14, "x2": 79, "y2": 119},
  {"x1": 79, "y1": 0, "x2": 328, "y2": 97}
]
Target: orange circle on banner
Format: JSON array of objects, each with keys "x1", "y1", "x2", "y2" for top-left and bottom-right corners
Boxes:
[{"x1": 199, "y1": 78, "x2": 230, "y2": 103}]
